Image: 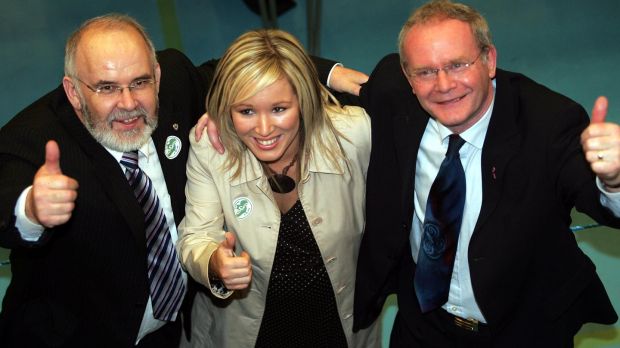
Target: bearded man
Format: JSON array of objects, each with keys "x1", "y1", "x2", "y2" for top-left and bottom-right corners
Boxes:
[{"x1": 0, "y1": 14, "x2": 215, "y2": 347}]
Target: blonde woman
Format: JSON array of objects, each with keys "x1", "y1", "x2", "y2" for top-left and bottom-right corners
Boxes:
[{"x1": 177, "y1": 29, "x2": 379, "y2": 347}]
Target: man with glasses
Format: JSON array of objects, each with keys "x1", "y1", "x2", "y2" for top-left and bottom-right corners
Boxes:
[
  {"x1": 0, "y1": 14, "x2": 210, "y2": 347},
  {"x1": 347, "y1": 0, "x2": 620, "y2": 346}
]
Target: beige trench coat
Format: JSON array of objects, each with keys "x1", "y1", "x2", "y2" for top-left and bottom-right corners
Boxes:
[{"x1": 177, "y1": 105, "x2": 380, "y2": 347}]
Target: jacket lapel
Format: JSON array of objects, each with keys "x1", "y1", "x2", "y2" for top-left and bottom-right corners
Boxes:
[
  {"x1": 229, "y1": 149, "x2": 273, "y2": 199},
  {"x1": 393, "y1": 100, "x2": 429, "y2": 221},
  {"x1": 152, "y1": 103, "x2": 189, "y2": 226},
  {"x1": 474, "y1": 71, "x2": 522, "y2": 233},
  {"x1": 54, "y1": 95, "x2": 147, "y2": 255}
]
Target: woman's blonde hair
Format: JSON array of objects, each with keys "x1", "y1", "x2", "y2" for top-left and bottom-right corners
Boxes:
[{"x1": 206, "y1": 29, "x2": 345, "y2": 178}]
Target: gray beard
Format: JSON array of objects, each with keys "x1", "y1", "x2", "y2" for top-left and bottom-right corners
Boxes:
[{"x1": 80, "y1": 100, "x2": 159, "y2": 152}]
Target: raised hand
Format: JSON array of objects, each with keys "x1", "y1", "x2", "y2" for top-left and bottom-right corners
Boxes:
[
  {"x1": 580, "y1": 96, "x2": 620, "y2": 189},
  {"x1": 329, "y1": 65, "x2": 369, "y2": 96},
  {"x1": 26, "y1": 140, "x2": 79, "y2": 227},
  {"x1": 194, "y1": 112, "x2": 224, "y2": 154},
  {"x1": 209, "y1": 231, "x2": 252, "y2": 290}
]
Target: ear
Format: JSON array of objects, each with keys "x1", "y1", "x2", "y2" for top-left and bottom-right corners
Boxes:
[
  {"x1": 62, "y1": 76, "x2": 83, "y2": 111},
  {"x1": 484, "y1": 45, "x2": 498, "y2": 79},
  {"x1": 401, "y1": 65, "x2": 417, "y2": 95},
  {"x1": 154, "y1": 63, "x2": 162, "y2": 92}
]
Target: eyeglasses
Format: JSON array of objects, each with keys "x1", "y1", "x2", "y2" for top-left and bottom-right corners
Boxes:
[
  {"x1": 73, "y1": 77, "x2": 155, "y2": 96},
  {"x1": 408, "y1": 50, "x2": 485, "y2": 83}
]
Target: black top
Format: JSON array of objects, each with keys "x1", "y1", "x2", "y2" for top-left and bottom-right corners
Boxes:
[{"x1": 255, "y1": 200, "x2": 347, "y2": 348}]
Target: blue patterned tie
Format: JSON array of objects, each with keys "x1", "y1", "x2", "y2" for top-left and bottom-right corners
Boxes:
[
  {"x1": 415, "y1": 134, "x2": 466, "y2": 313},
  {"x1": 120, "y1": 151, "x2": 186, "y2": 321}
]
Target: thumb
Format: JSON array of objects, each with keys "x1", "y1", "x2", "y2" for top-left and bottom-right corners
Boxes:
[
  {"x1": 221, "y1": 232, "x2": 236, "y2": 254},
  {"x1": 44, "y1": 140, "x2": 62, "y2": 174},
  {"x1": 349, "y1": 82, "x2": 362, "y2": 97},
  {"x1": 590, "y1": 96, "x2": 608, "y2": 124}
]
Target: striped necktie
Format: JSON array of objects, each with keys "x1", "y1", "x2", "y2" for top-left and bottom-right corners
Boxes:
[
  {"x1": 120, "y1": 150, "x2": 186, "y2": 321},
  {"x1": 415, "y1": 134, "x2": 466, "y2": 313}
]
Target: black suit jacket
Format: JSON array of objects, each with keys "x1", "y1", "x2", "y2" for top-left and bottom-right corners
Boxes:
[
  {"x1": 0, "y1": 49, "x2": 214, "y2": 347},
  {"x1": 352, "y1": 53, "x2": 619, "y2": 345}
]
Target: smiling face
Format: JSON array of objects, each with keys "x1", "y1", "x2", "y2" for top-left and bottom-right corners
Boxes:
[
  {"x1": 402, "y1": 18, "x2": 497, "y2": 134},
  {"x1": 63, "y1": 27, "x2": 161, "y2": 152},
  {"x1": 231, "y1": 78, "x2": 301, "y2": 171}
]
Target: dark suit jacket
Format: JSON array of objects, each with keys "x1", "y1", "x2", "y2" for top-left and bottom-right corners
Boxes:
[
  {"x1": 352, "y1": 53, "x2": 619, "y2": 345},
  {"x1": 0, "y1": 49, "x2": 214, "y2": 348}
]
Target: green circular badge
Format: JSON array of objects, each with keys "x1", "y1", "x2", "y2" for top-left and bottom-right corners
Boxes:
[
  {"x1": 233, "y1": 197, "x2": 253, "y2": 220},
  {"x1": 165, "y1": 135, "x2": 182, "y2": 159}
]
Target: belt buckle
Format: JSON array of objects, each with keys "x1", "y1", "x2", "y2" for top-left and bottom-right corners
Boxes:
[{"x1": 453, "y1": 315, "x2": 479, "y2": 332}]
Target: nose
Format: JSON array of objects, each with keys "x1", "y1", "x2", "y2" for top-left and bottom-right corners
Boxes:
[
  {"x1": 435, "y1": 70, "x2": 456, "y2": 93},
  {"x1": 116, "y1": 87, "x2": 138, "y2": 110},
  {"x1": 256, "y1": 113, "x2": 273, "y2": 136}
]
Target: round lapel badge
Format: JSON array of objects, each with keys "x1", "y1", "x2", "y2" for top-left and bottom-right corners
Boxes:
[
  {"x1": 164, "y1": 135, "x2": 182, "y2": 159},
  {"x1": 233, "y1": 197, "x2": 253, "y2": 220}
]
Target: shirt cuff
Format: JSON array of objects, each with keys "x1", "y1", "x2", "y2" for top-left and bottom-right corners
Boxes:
[
  {"x1": 597, "y1": 177, "x2": 620, "y2": 218},
  {"x1": 204, "y1": 243, "x2": 234, "y2": 299},
  {"x1": 14, "y1": 186, "x2": 45, "y2": 241},
  {"x1": 326, "y1": 63, "x2": 343, "y2": 89}
]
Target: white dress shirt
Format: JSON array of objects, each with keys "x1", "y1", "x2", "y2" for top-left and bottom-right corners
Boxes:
[
  {"x1": 14, "y1": 137, "x2": 182, "y2": 344},
  {"x1": 410, "y1": 95, "x2": 493, "y2": 322}
]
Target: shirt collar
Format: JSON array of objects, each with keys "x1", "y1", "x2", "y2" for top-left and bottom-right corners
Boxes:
[
  {"x1": 105, "y1": 138, "x2": 155, "y2": 164},
  {"x1": 305, "y1": 130, "x2": 346, "y2": 175}
]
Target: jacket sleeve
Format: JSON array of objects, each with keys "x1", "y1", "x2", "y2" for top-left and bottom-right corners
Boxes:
[
  {"x1": 176, "y1": 127, "x2": 232, "y2": 299},
  {"x1": 0, "y1": 91, "x2": 62, "y2": 249}
]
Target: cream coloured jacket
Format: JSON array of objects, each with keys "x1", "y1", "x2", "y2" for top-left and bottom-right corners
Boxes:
[{"x1": 177, "y1": 105, "x2": 380, "y2": 347}]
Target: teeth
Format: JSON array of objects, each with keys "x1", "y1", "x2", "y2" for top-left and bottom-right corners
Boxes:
[
  {"x1": 120, "y1": 117, "x2": 138, "y2": 124},
  {"x1": 438, "y1": 96, "x2": 462, "y2": 104},
  {"x1": 257, "y1": 137, "x2": 277, "y2": 146}
]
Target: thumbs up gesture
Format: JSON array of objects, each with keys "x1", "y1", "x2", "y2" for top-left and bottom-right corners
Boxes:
[
  {"x1": 580, "y1": 96, "x2": 620, "y2": 189},
  {"x1": 26, "y1": 140, "x2": 79, "y2": 228},
  {"x1": 209, "y1": 232, "x2": 252, "y2": 290}
]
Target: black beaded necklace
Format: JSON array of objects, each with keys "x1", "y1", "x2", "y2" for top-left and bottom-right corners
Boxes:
[{"x1": 265, "y1": 154, "x2": 298, "y2": 194}]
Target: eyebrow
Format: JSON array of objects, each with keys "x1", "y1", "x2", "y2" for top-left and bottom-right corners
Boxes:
[
  {"x1": 93, "y1": 74, "x2": 153, "y2": 86},
  {"x1": 234, "y1": 100, "x2": 293, "y2": 108},
  {"x1": 413, "y1": 56, "x2": 472, "y2": 69},
  {"x1": 232, "y1": 103, "x2": 253, "y2": 108}
]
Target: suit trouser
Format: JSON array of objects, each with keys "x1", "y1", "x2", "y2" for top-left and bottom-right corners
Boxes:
[
  {"x1": 390, "y1": 309, "x2": 492, "y2": 348},
  {"x1": 389, "y1": 301, "x2": 585, "y2": 348}
]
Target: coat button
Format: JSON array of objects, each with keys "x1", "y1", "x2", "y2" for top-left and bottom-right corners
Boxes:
[
  {"x1": 312, "y1": 217, "x2": 323, "y2": 226},
  {"x1": 337, "y1": 285, "x2": 347, "y2": 294},
  {"x1": 326, "y1": 256, "x2": 337, "y2": 264}
]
